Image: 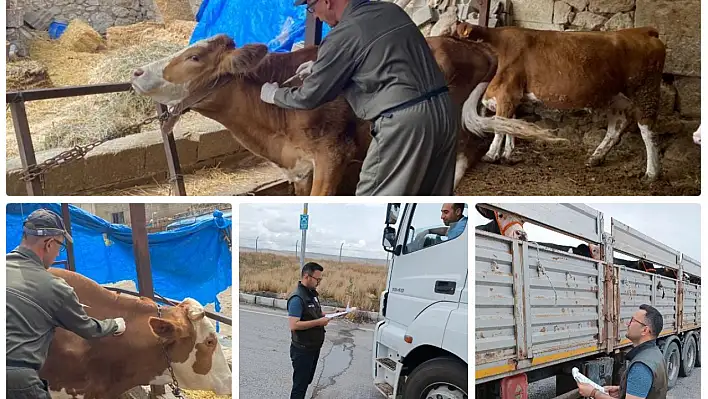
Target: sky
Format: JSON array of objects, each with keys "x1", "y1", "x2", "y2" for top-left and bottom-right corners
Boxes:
[
  {"x1": 238, "y1": 203, "x2": 468, "y2": 259},
  {"x1": 471, "y1": 203, "x2": 701, "y2": 261}
]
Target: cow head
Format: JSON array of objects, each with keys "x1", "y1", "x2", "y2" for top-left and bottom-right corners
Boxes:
[
  {"x1": 577, "y1": 243, "x2": 602, "y2": 260},
  {"x1": 130, "y1": 34, "x2": 267, "y2": 107},
  {"x1": 475, "y1": 205, "x2": 527, "y2": 241},
  {"x1": 148, "y1": 298, "x2": 231, "y2": 395}
]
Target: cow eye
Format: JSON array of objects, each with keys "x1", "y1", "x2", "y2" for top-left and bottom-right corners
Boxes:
[
  {"x1": 188, "y1": 55, "x2": 200, "y2": 62},
  {"x1": 206, "y1": 338, "x2": 216, "y2": 346}
]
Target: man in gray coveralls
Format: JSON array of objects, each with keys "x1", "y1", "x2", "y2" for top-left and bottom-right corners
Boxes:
[
  {"x1": 6, "y1": 209, "x2": 126, "y2": 399},
  {"x1": 260, "y1": 0, "x2": 458, "y2": 196}
]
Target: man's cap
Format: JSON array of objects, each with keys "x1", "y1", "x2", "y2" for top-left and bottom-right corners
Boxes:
[
  {"x1": 294, "y1": 0, "x2": 308, "y2": 5},
  {"x1": 23, "y1": 209, "x2": 73, "y2": 244}
]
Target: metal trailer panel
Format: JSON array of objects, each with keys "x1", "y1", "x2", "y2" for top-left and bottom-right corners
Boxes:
[
  {"x1": 683, "y1": 282, "x2": 701, "y2": 330},
  {"x1": 616, "y1": 268, "x2": 678, "y2": 346},
  {"x1": 484, "y1": 203, "x2": 603, "y2": 243},
  {"x1": 525, "y1": 243, "x2": 603, "y2": 360},
  {"x1": 475, "y1": 232, "x2": 517, "y2": 365},
  {"x1": 681, "y1": 253, "x2": 701, "y2": 278},
  {"x1": 611, "y1": 218, "x2": 680, "y2": 269}
]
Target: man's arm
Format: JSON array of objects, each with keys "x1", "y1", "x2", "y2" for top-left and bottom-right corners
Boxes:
[
  {"x1": 287, "y1": 297, "x2": 327, "y2": 331},
  {"x1": 53, "y1": 283, "x2": 120, "y2": 339},
  {"x1": 273, "y1": 29, "x2": 359, "y2": 110}
]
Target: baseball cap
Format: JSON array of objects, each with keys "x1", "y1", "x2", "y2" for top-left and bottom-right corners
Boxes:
[
  {"x1": 23, "y1": 209, "x2": 74, "y2": 244},
  {"x1": 293, "y1": 0, "x2": 308, "y2": 5}
]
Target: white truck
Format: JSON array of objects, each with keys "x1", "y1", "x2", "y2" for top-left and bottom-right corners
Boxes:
[
  {"x1": 372, "y1": 203, "x2": 469, "y2": 399},
  {"x1": 475, "y1": 203, "x2": 701, "y2": 399}
]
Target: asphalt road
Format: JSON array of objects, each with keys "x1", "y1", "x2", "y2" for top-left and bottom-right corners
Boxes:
[
  {"x1": 527, "y1": 366, "x2": 701, "y2": 399},
  {"x1": 239, "y1": 303, "x2": 382, "y2": 399}
]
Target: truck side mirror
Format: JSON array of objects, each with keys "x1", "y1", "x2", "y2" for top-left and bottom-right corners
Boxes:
[
  {"x1": 385, "y1": 203, "x2": 400, "y2": 225},
  {"x1": 382, "y1": 226, "x2": 396, "y2": 252}
]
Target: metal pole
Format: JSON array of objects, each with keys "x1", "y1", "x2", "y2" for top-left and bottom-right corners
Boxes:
[
  {"x1": 10, "y1": 101, "x2": 43, "y2": 195},
  {"x1": 305, "y1": 13, "x2": 323, "y2": 47},
  {"x1": 300, "y1": 203, "x2": 308, "y2": 270},
  {"x1": 255, "y1": 236, "x2": 259, "y2": 252},
  {"x1": 478, "y1": 0, "x2": 491, "y2": 27},
  {"x1": 295, "y1": 240, "x2": 299, "y2": 259},
  {"x1": 339, "y1": 242, "x2": 344, "y2": 263},
  {"x1": 60, "y1": 203, "x2": 76, "y2": 272},
  {"x1": 129, "y1": 204, "x2": 154, "y2": 299},
  {"x1": 155, "y1": 103, "x2": 186, "y2": 196}
]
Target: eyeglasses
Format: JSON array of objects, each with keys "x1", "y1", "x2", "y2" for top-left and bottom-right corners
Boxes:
[
  {"x1": 47, "y1": 238, "x2": 66, "y2": 253},
  {"x1": 629, "y1": 317, "x2": 647, "y2": 327},
  {"x1": 306, "y1": 0, "x2": 319, "y2": 13},
  {"x1": 307, "y1": 274, "x2": 322, "y2": 283}
]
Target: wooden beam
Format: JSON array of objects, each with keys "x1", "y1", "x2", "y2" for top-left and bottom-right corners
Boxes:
[
  {"x1": 129, "y1": 204, "x2": 154, "y2": 298},
  {"x1": 61, "y1": 203, "x2": 76, "y2": 272},
  {"x1": 305, "y1": 13, "x2": 323, "y2": 46},
  {"x1": 478, "y1": 0, "x2": 491, "y2": 27}
]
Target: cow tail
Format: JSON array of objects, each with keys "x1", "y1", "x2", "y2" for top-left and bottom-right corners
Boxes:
[{"x1": 461, "y1": 84, "x2": 568, "y2": 143}]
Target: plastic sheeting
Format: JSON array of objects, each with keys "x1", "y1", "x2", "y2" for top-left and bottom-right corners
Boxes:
[
  {"x1": 190, "y1": 0, "x2": 331, "y2": 52},
  {"x1": 6, "y1": 204, "x2": 232, "y2": 309}
]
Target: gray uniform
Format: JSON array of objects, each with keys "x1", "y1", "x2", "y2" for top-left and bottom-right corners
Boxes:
[
  {"x1": 6, "y1": 246, "x2": 118, "y2": 398},
  {"x1": 274, "y1": 0, "x2": 458, "y2": 195}
]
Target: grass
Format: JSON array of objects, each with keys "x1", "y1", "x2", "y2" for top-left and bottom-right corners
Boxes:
[{"x1": 239, "y1": 252, "x2": 387, "y2": 312}]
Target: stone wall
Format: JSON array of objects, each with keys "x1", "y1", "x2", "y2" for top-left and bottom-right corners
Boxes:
[
  {"x1": 17, "y1": 0, "x2": 158, "y2": 33},
  {"x1": 511, "y1": 0, "x2": 701, "y2": 122}
]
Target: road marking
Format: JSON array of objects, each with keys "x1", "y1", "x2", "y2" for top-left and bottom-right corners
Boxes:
[{"x1": 241, "y1": 307, "x2": 375, "y2": 332}]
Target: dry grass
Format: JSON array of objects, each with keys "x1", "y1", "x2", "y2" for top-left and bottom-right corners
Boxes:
[
  {"x1": 6, "y1": 59, "x2": 53, "y2": 91},
  {"x1": 239, "y1": 252, "x2": 387, "y2": 312},
  {"x1": 58, "y1": 19, "x2": 106, "y2": 53},
  {"x1": 106, "y1": 20, "x2": 196, "y2": 49},
  {"x1": 94, "y1": 161, "x2": 284, "y2": 196}
]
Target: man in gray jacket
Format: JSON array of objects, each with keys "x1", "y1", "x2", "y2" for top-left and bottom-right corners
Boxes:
[
  {"x1": 260, "y1": 0, "x2": 458, "y2": 196},
  {"x1": 6, "y1": 209, "x2": 126, "y2": 399}
]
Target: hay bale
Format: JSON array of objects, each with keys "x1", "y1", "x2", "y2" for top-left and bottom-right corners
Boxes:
[
  {"x1": 106, "y1": 21, "x2": 196, "y2": 49},
  {"x1": 6, "y1": 59, "x2": 53, "y2": 91},
  {"x1": 58, "y1": 19, "x2": 106, "y2": 53},
  {"x1": 37, "y1": 41, "x2": 185, "y2": 152},
  {"x1": 154, "y1": 0, "x2": 195, "y2": 22}
]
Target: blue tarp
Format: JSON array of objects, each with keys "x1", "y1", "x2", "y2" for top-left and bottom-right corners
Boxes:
[
  {"x1": 190, "y1": 0, "x2": 331, "y2": 52},
  {"x1": 6, "y1": 204, "x2": 232, "y2": 311},
  {"x1": 167, "y1": 210, "x2": 232, "y2": 230}
]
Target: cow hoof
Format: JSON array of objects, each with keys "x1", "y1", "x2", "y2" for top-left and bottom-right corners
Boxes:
[
  {"x1": 586, "y1": 156, "x2": 603, "y2": 167},
  {"x1": 640, "y1": 174, "x2": 658, "y2": 185},
  {"x1": 501, "y1": 156, "x2": 522, "y2": 166},
  {"x1": 482, "y1": 155, "x2": 500, "y2": 163}
]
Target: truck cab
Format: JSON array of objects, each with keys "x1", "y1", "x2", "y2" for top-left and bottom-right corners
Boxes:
[{"x1": 373, "y1": 203, "x2": 469, "y2": 399}]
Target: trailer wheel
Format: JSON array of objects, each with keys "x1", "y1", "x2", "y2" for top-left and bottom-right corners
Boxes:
[
  {"x1": 403, "y1": 357, "x2": 468, "y2": 399},
  {"x1": 679, "y1": 336, "x2": 697, "y2": 377},
  {"x1": 663, "y1": 341, "x2": 680, "y2": 390}
]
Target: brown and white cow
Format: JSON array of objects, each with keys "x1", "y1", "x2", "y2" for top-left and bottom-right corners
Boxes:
[
  {"x1": 474, "y1": 204, "x2": 528, "y2": 241},
  {"x1": 41, "y1": 268, "x2": 231, "y2": 398},
  {"x1": 455, "y1": 22, "x2": 667, "y2": 182},
  {"x1": 129, "y1": 34, "x2": 564, "y2": 196},
  {"x1": 693, "y1": 124, "x2": 701, "y2": 145}
]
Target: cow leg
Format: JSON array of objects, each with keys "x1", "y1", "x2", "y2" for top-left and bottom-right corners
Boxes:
[
  {"x1": 293, "y1": 174, "x2": 313, "y2": 196},
  {"x1": 482, "y1": 133, "x2": 505, "y2": 163},
  {"x1": 587, "y1": 96, "x2": 631, "y2": 167},
  {"x1": 310, "y1": 159, "x2": 344, "y2": 196},
  {"x1": 482, "y1": 91, "x2": 521, "y2": 164},
  {"x1": 638, "y1": 123, "x2": 660, "y2": 182},
  {"x1": 501, "y1": 134, "x2": 520, "y2": 165}
]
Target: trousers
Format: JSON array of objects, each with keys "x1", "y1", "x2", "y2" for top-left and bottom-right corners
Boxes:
[
  {"x1": 290, "y1": 343, "x2": 321, "y2": 399},
  {"x1": 7, "y1": 367, "x2": 52, "y2": 399}
]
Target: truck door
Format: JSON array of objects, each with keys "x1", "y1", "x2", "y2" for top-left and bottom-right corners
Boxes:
[{"x1": 386, "y1": 203, "x2": 469, "y2": 328}]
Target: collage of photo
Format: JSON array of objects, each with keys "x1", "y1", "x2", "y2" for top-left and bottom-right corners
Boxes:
[{"x1": 3, "y1": 0, "x2": 703, "y2": 398}]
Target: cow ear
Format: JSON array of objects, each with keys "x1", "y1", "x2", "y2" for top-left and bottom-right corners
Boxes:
[
  {"x1": 187, "y1": 306, "x2": 206, "y2": 321},
  {"x1": 149, "y1": 317, "x2": 179, "y2": 340},
  {"x1": 227, "y1": 44, "x2": 268, "y2": 74}
]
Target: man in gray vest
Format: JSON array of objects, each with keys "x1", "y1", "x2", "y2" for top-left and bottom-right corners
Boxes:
[
  {"x1": 577, "y1": 304, "x2": 668, "y2": 399},
  {"x1": 7, "y1": 209, "x2": 126, "y2": 399},
  {"x1": 260, "y1": 0, "x2": 458, "y2": 196}
]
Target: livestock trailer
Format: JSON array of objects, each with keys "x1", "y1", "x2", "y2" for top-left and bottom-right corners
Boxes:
[{"x1": 475, "y1": 203, "x2": 701, "y2": 398}]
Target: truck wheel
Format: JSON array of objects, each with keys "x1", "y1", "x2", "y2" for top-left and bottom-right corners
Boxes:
[
  {"x1": 403, "y1": 358, "x2": 468, "y2": 399},
  {"x1": 679, "y1": 336, "x2": 697, "y2": 377},
  {"x1": 695, "y1": 335, "x2": 702, "y2": 367},
  {"x1": 663, "y1": 341, "x2": 680, "y2": 390}
]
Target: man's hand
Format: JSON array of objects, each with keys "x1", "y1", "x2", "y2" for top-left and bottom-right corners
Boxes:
[
  {"x1": 296, "y1": 61, "x2": 314, "y2": 80},
  {"x1": 113, "y1": 318, "x2": 126, "y2": 336},
  {"x1": 319, "y1": 317, "x2": 330, "y2": 327},
  {"x1": 577, "y1": 382, "x2": 597, "y2": 398},
  {"x1": 260, "y1": 82, "x2": 279, "y2": 104},
  {"x1": 603, "y1": 386, "x2": 619, "y2": 398}
]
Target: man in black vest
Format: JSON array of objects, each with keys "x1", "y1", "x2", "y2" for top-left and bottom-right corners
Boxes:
[
  {"x1": 577, "y1": 304, "x2": 668, "y2": 399},
  {"x1": 287, "y1": 262, "x2": 341, "y2": 399}
]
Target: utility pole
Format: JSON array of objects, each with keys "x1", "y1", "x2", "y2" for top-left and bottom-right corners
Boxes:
[
  {"x1": 255, "y1": 236, "x2": 259, "y2": 252},
  {"x1": 295, "y1": 240, "x2": 299, "y2": 258},
  {"x1": 339, "y1": 242, "x2": 344, "y2": 263},
  {"x1": 300, "y1": 203, "x2": 308, "y2": 270}
]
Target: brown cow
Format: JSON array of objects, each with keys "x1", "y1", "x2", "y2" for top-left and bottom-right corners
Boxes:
[
  {"x1": 129, "y1": 34, "x2": 563, "y2": 196},
  {"x1": 40, "y1": 268, "x2": 231, "y2": 398},
  {"x1": 455, "y1": 22, "x2": 667, "y2": 182}
]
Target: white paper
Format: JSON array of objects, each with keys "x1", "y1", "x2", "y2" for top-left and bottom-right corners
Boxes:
[
  {"x1": 572, "y1": 367, "x2": 607, "y2": 393},
  {"x1": 325, "y1": 306, "x2": 357, "y2": 319}
]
